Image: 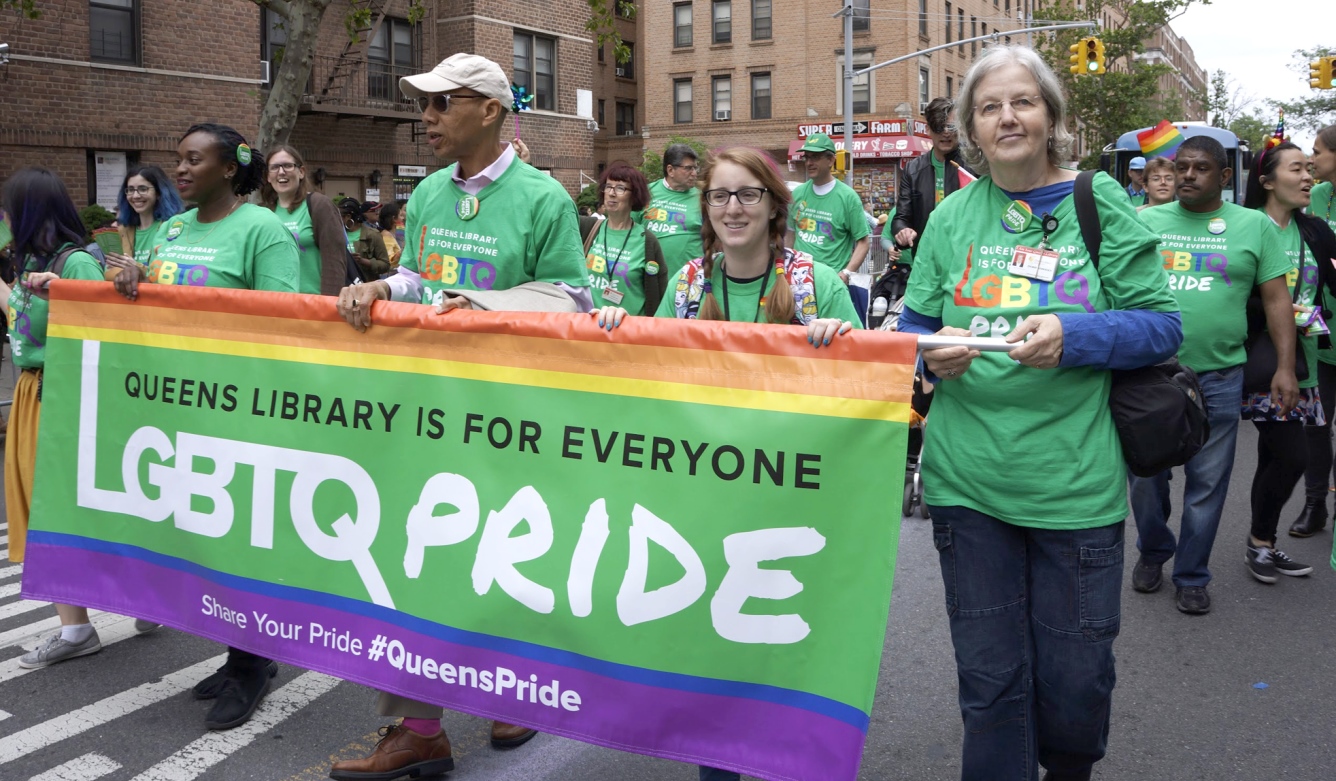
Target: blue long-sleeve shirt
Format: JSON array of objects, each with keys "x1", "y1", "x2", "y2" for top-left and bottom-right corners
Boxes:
[{"x1": 900, "y1": 305, "x2": 1182, "y2": 379}]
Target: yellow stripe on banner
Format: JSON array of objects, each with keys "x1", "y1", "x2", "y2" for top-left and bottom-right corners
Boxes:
[{"x1": 49, "y1": 325, "x2": 911, "y2": 424}]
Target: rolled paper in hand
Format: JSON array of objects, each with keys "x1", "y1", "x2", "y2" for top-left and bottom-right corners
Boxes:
[{"x1": 119, "y1": 225, "x2": 135, "y2": 256}]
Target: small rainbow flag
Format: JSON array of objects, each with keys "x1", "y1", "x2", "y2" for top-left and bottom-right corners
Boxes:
[{"x1": 1137, "y1": 120, "x2": 1185, "y2": 159}]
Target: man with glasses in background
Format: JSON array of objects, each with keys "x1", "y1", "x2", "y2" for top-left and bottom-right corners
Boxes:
[
  {"x1": 892, "y1": 97, "x2": 974, "y2": 264},
  {"x1": 787, "y1": 132, "x2": 871, "y2": 281},
  {"x1": 638, "y1": 143, "x2": 704, "y2": 270},
  {"x1": 330, "y1": 52, "x2": 589, "y2": 781}
]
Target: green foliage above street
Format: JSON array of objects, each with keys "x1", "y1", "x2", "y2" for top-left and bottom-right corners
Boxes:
[{"x1": 1272, "y1": 46, "x2": 1336, "y2": 134}]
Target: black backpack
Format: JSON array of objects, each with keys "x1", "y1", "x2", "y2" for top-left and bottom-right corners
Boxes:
[{"x1": 1073, "y1": 170, "x2": 1210, "y2": 477}]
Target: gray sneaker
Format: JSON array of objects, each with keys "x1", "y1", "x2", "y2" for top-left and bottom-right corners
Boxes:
[
  {"x1": 18, "y1": 629, "x2": 102, "y2": 669},
  {"x1": 134, "y1": 619, "x2": 161, "y2": 634}
]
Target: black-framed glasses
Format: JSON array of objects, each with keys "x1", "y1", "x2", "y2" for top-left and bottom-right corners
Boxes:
[
  {"x1": 603, "y1": 184, "x2": 630, "y2": 194},
  {"x1": 268, "y1": 162, "x2": 297, "y2": 173},
  {"x1": 416, "y1": 93, "x2": 487, "y2": 114},
  {"x1": 704, "y1": 187, "x2": 768, "y2": 207},
  {"x1": 124, "y1": 185, "x2": 153, "y2": 195}
]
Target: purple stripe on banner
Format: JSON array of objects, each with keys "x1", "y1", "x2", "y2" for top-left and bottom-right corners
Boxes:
[{"x1": 21, "y1": 541, "x2": 868, "y2": 781}]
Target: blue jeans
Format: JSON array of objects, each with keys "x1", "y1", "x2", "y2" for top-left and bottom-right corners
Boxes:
[
  {"x1": 699, "y1": 768, "x2": 739, "y2": 781},
  {"x1": 1128, "y1": 365, "x2": 1243, "y2": 588},
  {"x1": 930, "y1": 505, "x2": 1123, "y2": 781}
]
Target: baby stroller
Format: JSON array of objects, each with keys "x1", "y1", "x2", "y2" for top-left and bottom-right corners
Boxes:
[
  {"x1": 902, "y1": 372, "x2": 934, "y2": 518},
  {"x1": 868, "y1": 260, "x2": 911, "y2": 331}
]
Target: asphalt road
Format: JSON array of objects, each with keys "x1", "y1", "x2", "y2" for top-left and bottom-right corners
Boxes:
[{"x1": 0, "y1": 403, "x2": 1333, "y2": 780}]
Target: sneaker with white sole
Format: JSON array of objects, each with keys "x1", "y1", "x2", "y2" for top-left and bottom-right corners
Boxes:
[
  {"x1": 133, "y1": 619, "x2": 161, "y2": 635},
  {"x1": 1246, "y1": 544, "x2": 1279, "y2": 584},
  {"x1": 18, "y1": 629, "x2": 102, "y2": 669},
  {"x1": 1269, "y1": 547, "x2": 1313, "y2": 577}
]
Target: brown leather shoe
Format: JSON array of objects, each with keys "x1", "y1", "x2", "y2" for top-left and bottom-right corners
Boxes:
[
  {"x1": 329, "y1": 724, "x2": 454, "y2": 780},
  {"x1": 489, "y1": 720, "x2": 538, "y2": 749}
]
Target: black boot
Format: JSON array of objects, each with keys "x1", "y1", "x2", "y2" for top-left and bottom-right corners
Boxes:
[{"x1": 1289, "y1": 496, "x2": 1329, "y2": 538}]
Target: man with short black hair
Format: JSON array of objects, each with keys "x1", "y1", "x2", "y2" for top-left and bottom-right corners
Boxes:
[
  {"x1": 638, "y1": 143, "x2": 704, "y2": 270},
  {"x1": 1129, "y1": 134, "x2": 1299, "y2": 615},
  {"x1": 892, "y1": 97, "x2": 973, "y2": 258}
]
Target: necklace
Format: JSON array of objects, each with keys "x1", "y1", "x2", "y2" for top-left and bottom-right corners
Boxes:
[{"x1": 182, "y1": 198, "x2": 242, "y2": 244}]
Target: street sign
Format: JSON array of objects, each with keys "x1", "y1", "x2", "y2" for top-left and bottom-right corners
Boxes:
[{"x1": 798, "y1": 119, "x2": 929, "y2": 138}]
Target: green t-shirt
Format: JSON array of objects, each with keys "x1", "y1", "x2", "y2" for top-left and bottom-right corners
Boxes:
[
  {"x1": 274, "y1": 200, "x2": 324, "y2": 295},
  {"x1": 1308, "y1": 182, "x2": 1336, "y2": 366},
  {"x1": 1274, "y1": 218, "x2": 1320, "y2": 388},
  {"x1": 635, "y1": 179, "x2": 703, "y2": 270},
  {"x1": 148, "y1": 204, "x2": 299, "y2": 293},
  {"x1": 1139, "y1": 202, "x2": 1291, "y2": 373},
  {"x1": 931, "y1": 154, "x2": 946, "y2": 205},
  {"x1": 400, "y1": 157, "x2": 589, "y2": 305},
  {"x1": 653, "y1": 258, "x2": 862, "y2": 326},
  {"x1": 7, "y1": 247, "x2": 106, "y2": 369},
  {"x1": 903, "y1": 173, "x2": 1178, "y2": 530},
  {"x1": 587, "y1": 221, "x2": 649, "y2": 315},
  {"x1": 788, "y1": 179, "x2": 871, "y2": 273},
  {"x1": 133, "y1": 224, "x2": 158, "y2": 267}
]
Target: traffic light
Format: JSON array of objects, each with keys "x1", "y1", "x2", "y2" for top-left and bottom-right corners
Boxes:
[
  {"x1": 1310, "y1": 56, "x2": 1334, "y2": 90},
  {"x1": 833, "y1": 150, "x2": 850, "y2": 175},
  {"x1": 1068, "y1": 39, "x2": 1083, "y2": 75},
  {"x1": 1069, "y1": 37, "x2": 1106, "y2": 76}
]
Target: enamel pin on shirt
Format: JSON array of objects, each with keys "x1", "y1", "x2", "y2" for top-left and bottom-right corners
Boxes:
[
  {"x1": 456, "y1": 195, "x2": 480, "y2": 221},
  {"x1": 1008, "y1": 212, "x2": 1061, "y2": 283}
]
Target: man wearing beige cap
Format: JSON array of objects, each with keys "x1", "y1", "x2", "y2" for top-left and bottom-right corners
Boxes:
[{"x1": 331, "y1": 52, "x2": 589, "y2": 781}]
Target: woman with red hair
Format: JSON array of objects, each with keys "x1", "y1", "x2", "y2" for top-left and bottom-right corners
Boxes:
[{"x1": 579, "y1": 162, "x2": 666, "y2": 315}]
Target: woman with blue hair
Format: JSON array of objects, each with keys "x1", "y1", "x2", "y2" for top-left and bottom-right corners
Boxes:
[{"x1": 104, "y1": 165, "x2": 183, "y2": 278}]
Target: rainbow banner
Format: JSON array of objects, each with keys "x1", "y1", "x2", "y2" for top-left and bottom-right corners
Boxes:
[
  {"x1": 22, "y1": 282, "x2": 914, "y2": 781},
  {"x1": 1137, "y1": 119, "x2": 1186, "y2": 159}
]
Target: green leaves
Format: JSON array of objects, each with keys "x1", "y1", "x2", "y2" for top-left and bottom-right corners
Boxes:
[{"x1": 0, "y1": 0, "x2": 40, "y2": 18}]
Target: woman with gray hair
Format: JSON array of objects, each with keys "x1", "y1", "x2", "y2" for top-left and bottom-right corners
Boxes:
[{"x1": 899, "y1": 45, "x2": 1182, "y2": 781}]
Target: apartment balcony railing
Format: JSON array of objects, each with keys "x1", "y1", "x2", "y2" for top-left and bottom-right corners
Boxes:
[{"x1": 300, "y1": 55, "x2": 420, "y2": 122}]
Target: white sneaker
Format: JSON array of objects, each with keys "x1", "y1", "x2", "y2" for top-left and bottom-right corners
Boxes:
[{"x1": 19, "y1": 630, "x2": 102, "y2": 669}]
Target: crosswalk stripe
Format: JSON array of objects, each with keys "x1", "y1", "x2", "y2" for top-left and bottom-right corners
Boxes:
[
  {"x1": 0, "y1": 613, "x2": 68, "y2": 650},
  {"x1": 0, "y1": 614, "x2": 139, "y2": 685},
  {"x1": 0, "y1": 653, "x2": 226, "y2": 764},
  {"x1": 0, "y1": 597, "x2": 48, "y2": 622},
  {"x1": 130, "y1": 671, "x2": 340, "y2": 781},
  {"x1": 0, "y1": 563, "x2": 22, "y2": 580},
  {"x1": 0, "y1": 582, "x2": 19, "y2": 599},
  {"x1": 29, "y1": 752, "x2": 123, "y2": 781},
  {"x1": 0, "y1": 709, "x2": 10, "y2": 721}
]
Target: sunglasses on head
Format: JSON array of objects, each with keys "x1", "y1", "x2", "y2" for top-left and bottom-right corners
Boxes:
[{"x1": 416, "y1": 93, "x2": 488, "y2": 113}]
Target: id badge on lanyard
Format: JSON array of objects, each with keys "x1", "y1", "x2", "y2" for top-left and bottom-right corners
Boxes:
[
  {"x1": 1008, "y1": 212, "x2": 1062, "y2": 283},
  {"x1": 602, "y1": 284, "x2": 625, "y2": 305}
]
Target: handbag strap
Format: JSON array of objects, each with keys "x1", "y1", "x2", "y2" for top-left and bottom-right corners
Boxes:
[{"x1": 1073, "y1": 169, "x2": 1101, "y2": 269}]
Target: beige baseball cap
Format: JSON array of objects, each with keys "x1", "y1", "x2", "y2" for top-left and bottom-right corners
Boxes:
[{"x1": 400, "y1": 53, "x2": 512, "y2": 105}]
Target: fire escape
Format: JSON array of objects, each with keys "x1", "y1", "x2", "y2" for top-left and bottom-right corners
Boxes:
[{"x1": 300, "y1": 0, "x2": 422, "y2": 122}]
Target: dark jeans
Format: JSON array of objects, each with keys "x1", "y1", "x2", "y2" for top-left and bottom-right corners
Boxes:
[
  {"x1": 1302, "y1": 361, "x2": 1336, "y2": 502},
  {"x1": 699, "y1": 768, "x2": 739, "y2": 781},
  {"x1": 929, "y1": 505, "x2": 1123, "y2": 781},
  {"x1": 1251, "y1": 421, "x2": 1308, "y2": 543}
]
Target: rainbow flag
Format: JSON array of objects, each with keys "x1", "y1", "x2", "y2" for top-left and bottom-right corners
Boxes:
[{"x1": 1137, "y1": 120, "x2": 1185, "y2": 159}]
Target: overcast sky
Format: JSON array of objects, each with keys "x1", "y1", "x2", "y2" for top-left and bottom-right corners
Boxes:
[{"x1": 1171, "y1": 0, "x2": 1334, "y2": 149}]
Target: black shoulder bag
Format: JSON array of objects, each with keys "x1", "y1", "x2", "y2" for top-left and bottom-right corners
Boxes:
[{"x1": 1073, "y1": 170, "x2": 1210, "y2": 477}]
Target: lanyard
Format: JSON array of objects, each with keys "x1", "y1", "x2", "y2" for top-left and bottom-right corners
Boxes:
[
  {"x1": 720, "y1": 262, "x2": 772, "y2": 323},
  {"x1": 600, "y1": 222, "x2": 635, "y2": 286}
]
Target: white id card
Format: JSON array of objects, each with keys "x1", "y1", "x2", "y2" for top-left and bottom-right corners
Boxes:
[
  {"x1": 601, "y1": 286, "x2": 625, "y2": 305},
  {"x1": 1009, "y1": 245, "x2": 1059, "y2": 283}
]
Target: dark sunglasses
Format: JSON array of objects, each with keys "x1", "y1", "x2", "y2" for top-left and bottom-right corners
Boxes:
[{"x1": 416, "y1": 93, "x2": 488, "y2": 114}]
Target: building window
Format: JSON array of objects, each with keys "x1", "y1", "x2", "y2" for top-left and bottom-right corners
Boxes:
[
  {"x1": 918, "y1": 0, "x2": 928, "y2": 36},
  {"x1": 614, "y1": 1, "x2": 631, "y2": 17},
  {"x1": 970, "y1": 17, "x2": 977, "y2": 58},
  {"x1": 598, "y1": 44, "x2": 604, "y2": 63},
  {"x1": 618, "y1": 42, "x2": 634, "y2": 79},
  {"x1": 712, "y1": 76, "x2": 731, "y2": 120},
  {"x1": 981, "y1": 22, "x2": 988, "y2": 47},
  {"x1": 514, "y1": 31, "x2": 556, "y2": 111},
  {"x1": 598, "y1": 99, "x2": 605, "y2": 127},
  {"x1": 712, "y1": 1, "x2": 731, "y2": 44},
  {"x1": 674, "y1": 79, "x2": 693, "y2": 123},
  {"x1": 752, "y1": 0, "x2": 771, "y2": 40},
  {"x1": 919, "y1": 67, "x2": 930, "y2": 108},
  {"x1": 751, "y1": 72, "x2": 771, "y2": 119},
  {"x1": 261, "y1": 8, "x2": 285, "y2": 86},
  {"x1": 946, "y1": 75, "x2": 954, "y2": 98},
  {"x1": 944, "y1": 2, "x2": 952, "y2": 42},
  {"x1": 368, "y1": 18, "x2": 416, "y2": 101},
  {"x1": 674, "y1": 3, "x2": 692, "y2": 47},
  {"x1": 616, "y1": 102, "x2": 636, "y2": 136},
  {"x1": 852, "y1": 0, "x2": 870, "y2": 32},
  {"x1": 90, "y1": 0, "x2": 138, "y2": 64},
  {"x1": 957, "y1": 10, "x2": 964, "y2": 54},
  {"x1": 837, "y1": 53, "x2": 872, "y2": 114},
  {"x1": 1005, "y1": 0, "x2": 1011, "y2": 12}
]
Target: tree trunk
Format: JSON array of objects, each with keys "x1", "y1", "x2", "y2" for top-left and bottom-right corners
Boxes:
[{"x1": 256, "y1": 0, "x2": 333, "y2": 153}]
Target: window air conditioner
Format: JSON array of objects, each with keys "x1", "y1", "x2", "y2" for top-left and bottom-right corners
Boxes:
[
  {"x1": 919, "y1": 101, "x2": 929, "y2": 113},
  {"x1": 261, "y1": 60, "x2": 271, "y2": 82},
  {"x1": 616, "y1": 67, "x2": 626, "y2": 77},
  {"x1": 715, "y1": 109, "x2": 731, "y2": 121}
]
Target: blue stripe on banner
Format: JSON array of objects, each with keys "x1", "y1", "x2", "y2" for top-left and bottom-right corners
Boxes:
[{"x1": 28, "y1": 530, "x2": 871, "y2": 731}]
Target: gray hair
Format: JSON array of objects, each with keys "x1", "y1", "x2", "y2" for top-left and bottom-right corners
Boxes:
[{"x1": 957, "y1": 45, "x2": 1073, "y2": 176}]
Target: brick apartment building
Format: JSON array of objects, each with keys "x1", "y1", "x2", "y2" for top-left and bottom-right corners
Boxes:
[
  {"x1": 591, "y1": 2, "x2": 643, "y2": 179},
  {"x1": 0, "y1": 0, "x2": 599, "y2": 208}
]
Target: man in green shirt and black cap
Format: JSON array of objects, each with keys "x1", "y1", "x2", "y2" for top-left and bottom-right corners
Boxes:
[{"x1": 786, "y1": 133, "x2": 870, "y2": 283}]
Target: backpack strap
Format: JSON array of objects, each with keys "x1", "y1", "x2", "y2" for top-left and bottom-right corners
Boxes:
[{"x1": 1073, "y1": 169, "x2": 1101, "y2": 269}]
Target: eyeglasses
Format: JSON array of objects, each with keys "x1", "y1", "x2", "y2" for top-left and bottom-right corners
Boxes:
[
  {"x1": 942, "y1": 123, "x2": 958, "y2": 134},
  {"x1": 603, "y1": 184, "x2": 630, "y2": 194},
  {"x1": 1147, "y1": 174, "x2": 1175, "y2": 184},
  {"x1": 268, "y1": 162, "x2": 297, "y2": 173},
  {"x1": 124, "y1": 185, "x2": 153, "y2": 195},
  {"x1": 670, "y1": 164, "x2": 699, "y2": 173},
  {"x1": 416, "y1": 93, "x2": 487, "y2": 114},
  {"x1": 973, "y1": 96, "x2": 1043, "y2": 119},
  {"x1": 704, "y1": 187, "x2": 768, "y2": 207}
]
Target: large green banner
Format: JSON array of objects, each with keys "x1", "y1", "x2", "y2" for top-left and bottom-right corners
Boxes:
[{"x1": 23, "y1": 282, "x2": 913, "y2": 781}]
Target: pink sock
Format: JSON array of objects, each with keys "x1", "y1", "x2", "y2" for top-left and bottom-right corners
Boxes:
[{"x1": 401, "y1": 717, "x2": 440, "y2": 736}]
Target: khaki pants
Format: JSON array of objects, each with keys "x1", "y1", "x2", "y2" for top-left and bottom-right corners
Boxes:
[
  {"x1": 375, "y1": 690, "x2": 443, "y2": 719},
  {"x1": 4, "y1": 370, "x2": 40, "y2": 563}
]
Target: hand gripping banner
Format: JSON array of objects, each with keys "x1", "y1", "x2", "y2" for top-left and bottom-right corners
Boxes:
[{"x1": 22, "y1": 282, "x2": 914, "y2": 781}]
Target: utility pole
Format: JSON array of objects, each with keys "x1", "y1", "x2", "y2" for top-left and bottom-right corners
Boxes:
[{"x1": 842, "y1": 0, "x2": 855, "y2": 185}]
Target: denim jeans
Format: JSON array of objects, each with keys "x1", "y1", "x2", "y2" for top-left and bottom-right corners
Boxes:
[
  {"x1": 929, "y1": 505, "x2": 1123, "y2": 781},
  {"x1": 699, "y1": 767, "x2": 740, "y2": 781},
  {"x1": 1128, "y1": 365, "x2": 1243, "y2": 588}
]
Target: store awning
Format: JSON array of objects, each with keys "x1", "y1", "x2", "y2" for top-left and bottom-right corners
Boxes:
[{"x1": 788, "y1": 135, "x2": 933, "y2": 162}]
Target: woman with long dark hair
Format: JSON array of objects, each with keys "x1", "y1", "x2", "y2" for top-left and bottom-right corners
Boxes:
[
  {"x1": 1239, "y1": 140, "x2": 1334, "y2": 581},
  {"x1": 2, "y1": 168, "x2": 112, "y2": 668},
  {"x1": 115, "y1": 124, "x2": 300, "y2": 730},
  {"x1": 105, "y1": 165, "x2": 183, "y2": 279}
]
